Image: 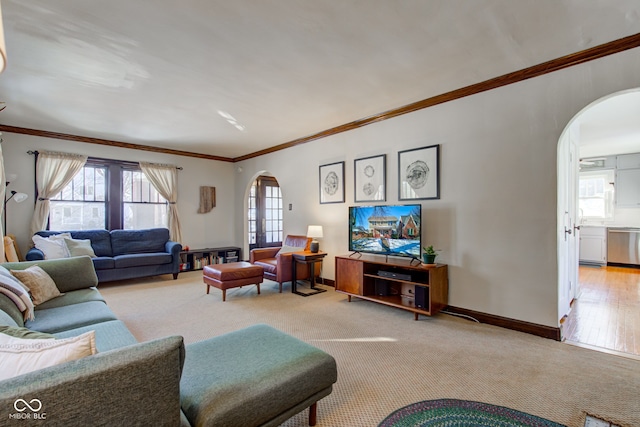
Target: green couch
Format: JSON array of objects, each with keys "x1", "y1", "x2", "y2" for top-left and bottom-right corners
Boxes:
[{"x1": 0, "y1": 256, "x2": 337, "y2": 426}]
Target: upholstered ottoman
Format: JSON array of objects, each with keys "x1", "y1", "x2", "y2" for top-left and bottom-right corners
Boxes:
[
  {"x1": 203, "y1": 262, "x2": 264, "y2": 301},
  {"x1": 180, "y1": 324, "x2": 338, "y2": 427}
]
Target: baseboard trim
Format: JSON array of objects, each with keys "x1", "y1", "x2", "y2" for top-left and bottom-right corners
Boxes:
[
  {"x1": 444, "y1": 306, "x2": 561, "y2": 341},
  {"x1": 318, "y1": 278, "x2": 335, "y2": 287}
]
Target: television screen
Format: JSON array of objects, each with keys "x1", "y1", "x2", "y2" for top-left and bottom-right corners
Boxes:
[{"x1": 349, "y1": 204, "x2": 422, "y2": 258}]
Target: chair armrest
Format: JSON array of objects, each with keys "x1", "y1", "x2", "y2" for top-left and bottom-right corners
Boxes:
[{"x1": 250, "y1": 247, "x2": 280, "y2": 263}]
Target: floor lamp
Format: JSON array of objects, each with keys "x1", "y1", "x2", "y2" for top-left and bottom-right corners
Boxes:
[{"x1": 4, "y1": 176, "x2": 28, "y2": 234}]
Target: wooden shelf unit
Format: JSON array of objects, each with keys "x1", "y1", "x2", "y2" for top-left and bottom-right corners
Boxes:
[
  {"x1": 335, "y1": 254, "x2": 448, "y2": 320},
  {"x1": 179, "y1": 247, "x2": 241, "y2": 271}
]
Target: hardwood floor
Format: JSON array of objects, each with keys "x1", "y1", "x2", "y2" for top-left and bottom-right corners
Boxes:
[{"x1": 562, "y1": 265, "x2": 640, "y2": 356}]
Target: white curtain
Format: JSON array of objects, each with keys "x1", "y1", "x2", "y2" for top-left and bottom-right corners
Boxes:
[
  {"x1": 0, "y1": 137, "x2": 6, "y2": 261},
  {"x1": 139, "y1": 162, "x2": 183, "y2": 244},
  {"x1": 29, "y1": 151, "x2": 87, "y2": 236}
]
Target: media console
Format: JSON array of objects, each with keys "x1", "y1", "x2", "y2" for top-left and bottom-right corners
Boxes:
[{"x1": 335, "y1": 254, "x2": 448, "y2": 320}]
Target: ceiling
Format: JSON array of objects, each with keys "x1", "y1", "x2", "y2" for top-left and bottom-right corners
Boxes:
[{"x1": 1, "y1": 1, "x2": 639, "y2": 160}]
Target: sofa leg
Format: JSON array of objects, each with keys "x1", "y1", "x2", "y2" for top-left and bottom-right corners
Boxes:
[
  {"x1": 256, "y1": 283, "x2": 260, "y2": 295},
  {"x1": 309, "y1": 402, "x2": 317, "y2": 426},
  {"x1": 173, "y1": 273, "x2": 178, "y2": 280},
  {"x1": 222, "y1": 289, "x2": 226, "y2": 302}
]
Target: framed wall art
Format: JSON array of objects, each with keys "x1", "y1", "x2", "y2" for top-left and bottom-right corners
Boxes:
[
  {"x1": 319, "y1": 161, "x2": 345, "y2": 204},
  {"x1": 354, "y1": 154, "x2": 386, "y2": 202},
  {"x1": 398, "y1": 144, "x2": 440, "y2": 200}
]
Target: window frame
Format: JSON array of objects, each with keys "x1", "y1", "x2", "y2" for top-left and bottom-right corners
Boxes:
[{"x1": 48, "y1": 157, "x2": 167, "y2": 231}]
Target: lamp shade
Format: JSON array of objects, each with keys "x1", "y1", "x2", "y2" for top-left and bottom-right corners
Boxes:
[
  {"x1": 13, "y1": 192, "x2": 28, "y2": 203},
  {"x1": 307, "y1": 225, "x2": 323, "y2": 239},
  {"x1": 0, "y1": 2, "x2": 6, "y2": 74}
]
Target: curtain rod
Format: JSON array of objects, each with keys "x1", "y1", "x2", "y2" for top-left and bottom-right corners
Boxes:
[{"x1": 27, "y1": 151, "x2": 182, "y2": 170}]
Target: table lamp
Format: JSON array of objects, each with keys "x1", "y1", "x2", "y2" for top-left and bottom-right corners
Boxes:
[{"x1": 307, "y1": 225, "x2": 323, "y2": 253}]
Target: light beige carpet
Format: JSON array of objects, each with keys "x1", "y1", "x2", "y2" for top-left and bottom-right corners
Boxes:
[{"x1": 99, "y1": 271, "x2": 640, "y2": 427}]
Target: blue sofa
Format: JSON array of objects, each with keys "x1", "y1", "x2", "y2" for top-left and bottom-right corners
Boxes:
[{"x1": 25, "y1": 228, "x2": 182, "y2": 283}]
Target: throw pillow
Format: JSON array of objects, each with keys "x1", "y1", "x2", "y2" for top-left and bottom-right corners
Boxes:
[
  {"x1": 0, "y1": 273, "x2": 35, "y2": 321},
  {"x1": 277, "y1": 244, "x2": 304, "y2": 256},
  {"x1": 10, "y1": 265, "x2": 62, "y2": 306},
  {"x1": 0, "y1": 326, "x2": 54, "y2": 340},
  {"x1": 0, "y1": 330, "x2": 96, "y2": 380},
  {"x1": 64, "y1": 238, "x2": 97, "y2": 258},
  {"x1": 32, "y1": 233, "x2": 72, "y2": 259}
]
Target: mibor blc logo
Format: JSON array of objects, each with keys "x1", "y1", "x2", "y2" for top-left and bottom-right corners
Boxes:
[{"x1": 9, "y1": 399, "x2": 46, "y2": 420}]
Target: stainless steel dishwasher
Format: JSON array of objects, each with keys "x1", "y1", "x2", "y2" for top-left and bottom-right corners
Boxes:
[{"x1": 607, "y1": 228, "x2": 640, "y2": 265}]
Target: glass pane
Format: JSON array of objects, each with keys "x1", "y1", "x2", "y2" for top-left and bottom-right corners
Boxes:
[
  {"x1": 49, "y1": 201, "x2": 106, "y2": 230},
  {"x1": 123, "y1": 203, "x2": 167, "y2": 229}
]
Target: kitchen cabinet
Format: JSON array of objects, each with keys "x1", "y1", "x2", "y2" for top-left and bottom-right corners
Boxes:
[
  {"x1": 616, "y1": 153, "x2": 640, "y2": 170},
  {"x1": 616, "y1": 168, "x2": 640, "y2": 207},
  {"x1": 579, "y1": 226, "x2": 607, "y2": 265}
]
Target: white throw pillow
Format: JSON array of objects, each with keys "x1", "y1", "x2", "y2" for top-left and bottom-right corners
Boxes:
[
  {"x1": 32, "y1": 233, "x2": 72, "y2": 259},
  {"x1": 0, "y1": 330, "x2": 97, "y2": 380}
]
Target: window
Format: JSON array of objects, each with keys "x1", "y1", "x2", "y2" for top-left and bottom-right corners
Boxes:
[
  {"x1": 49, "y1": 158, "x2": 167, "y2": 231},
  {"x1": 122, "y1": 170, "x2": 167, "y2": 229},
  {"x1": 578, "y1": 170, "x2": 614, "y2": 219},
  {"x1": 50, "y1": 164, "x2": 107, "y2": 230}
]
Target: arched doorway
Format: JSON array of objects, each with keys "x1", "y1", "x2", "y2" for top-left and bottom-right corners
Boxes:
[
  {"x1": 558, "y1": 88, "x2": 640, "y2": 354},
  {"x1": 247, "y1": 174, "x2": 283, "y2": 251}
]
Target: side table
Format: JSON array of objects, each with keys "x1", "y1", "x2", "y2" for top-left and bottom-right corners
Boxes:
[{"x1": 291, "y1": 251, "x2": 327, "y2": 296}]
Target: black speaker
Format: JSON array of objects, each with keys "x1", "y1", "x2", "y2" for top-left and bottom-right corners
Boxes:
[
  {"x1": 414, "y1": 286, "x2": 429, "y2": 309},
  {"x1": 375, "y1": 279, "x2": 389, "y2": 296}
]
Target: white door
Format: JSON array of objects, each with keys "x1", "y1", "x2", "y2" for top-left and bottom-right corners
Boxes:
[{"x1": 557, "y1": 125, "x2": 580, "y2": 331}]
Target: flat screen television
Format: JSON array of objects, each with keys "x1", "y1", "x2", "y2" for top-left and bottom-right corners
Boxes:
[{"x1": 349, "y1": 204, "x2": 422, "y2": 259}]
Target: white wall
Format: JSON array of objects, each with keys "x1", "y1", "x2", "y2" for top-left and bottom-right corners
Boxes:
[
  {"x1": 235, "y1": 48, "x2": 640, "y2": 328},
  {"x1": 2, "y1": 134, "x2": 238, "y2": 255}
]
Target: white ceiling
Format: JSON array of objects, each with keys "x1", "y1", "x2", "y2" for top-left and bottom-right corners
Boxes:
[
  {"x1": 1, "y1": 1, "x2": 639, "y2": 159},
  {"x1": 577, "y1": 90, "x2": 640, "y2": 159}
]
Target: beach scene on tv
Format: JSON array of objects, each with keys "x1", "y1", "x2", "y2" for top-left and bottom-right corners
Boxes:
[{"x1": 349, "y1": 205, "x2": 421, "y2": 258}]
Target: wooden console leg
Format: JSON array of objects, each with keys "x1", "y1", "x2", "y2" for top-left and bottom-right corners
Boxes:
[{"x1": 308, "y1": 402, "x2": 317, "y2": 426}]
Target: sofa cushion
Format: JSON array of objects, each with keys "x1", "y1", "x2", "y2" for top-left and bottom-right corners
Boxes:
[
  {"x1": 0, "y1": 330, "x2": 96, "y2": 381},
  {"x1": 54, "y1": 320, "x2": 138, "y2": 352},
  {"x1": 92, "y1": 256, "x2": 116, "y2": 270},
  {"x1": 113, "y1": 253, "x2": 173, "y2": 269},
  {"x1": 26, "y1": 301, "x2": 117, "y2": 334},
  {"x1": 254, "y1": 258, "x2": 278, "y2": 275},
  {"x1": 111, "y1": 228, "x2": 169, "y2": 256},
  {"x1": 3, "y1": 256, "x2": 99, "y2": 293},
  {"x1": 36, "y1": 287, "x2": 105, "y2": 310}
]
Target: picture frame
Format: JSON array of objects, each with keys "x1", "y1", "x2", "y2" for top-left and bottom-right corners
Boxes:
[
  {"x1": 398, "y1": 144, "x2": 440, "y2": 200},
  {"x1": 319, "y1": 161, "x2": 345, "y2": 204},
  {"x1": 354, "y1": 154, "x2": 386, "y2": 202}
]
